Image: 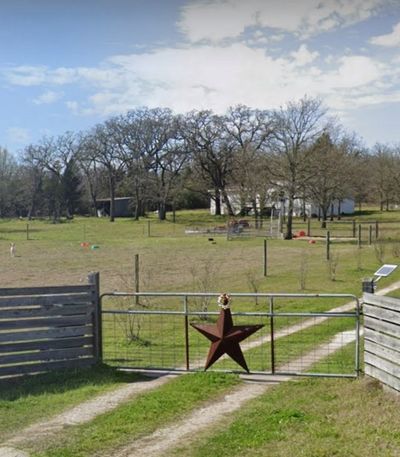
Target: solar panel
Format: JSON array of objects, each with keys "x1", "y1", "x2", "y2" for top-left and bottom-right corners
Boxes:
[{"x1": 374, "y1": 264, "x2": 398, "y2": 277}]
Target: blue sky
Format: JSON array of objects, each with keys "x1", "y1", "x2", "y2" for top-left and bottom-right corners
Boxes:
[{"x1": 2, "y1": 0, "x2": 400, "y2": 155}]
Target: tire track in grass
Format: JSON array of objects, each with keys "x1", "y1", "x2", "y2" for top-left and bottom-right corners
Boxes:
[
  {"x1": 106, "y1": 329, "x2": 358, "y2": 457},
  {"x1": 1, "y1": 374, "x2": 175, "y2": 451},
  {"x1": 2, "y1": 280, "x2": 399, "y2": 456}
]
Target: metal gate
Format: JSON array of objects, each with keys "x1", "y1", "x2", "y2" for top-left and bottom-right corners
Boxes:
[{"x1": 100, "y1": 292, "x2": 360, "y2": 378}]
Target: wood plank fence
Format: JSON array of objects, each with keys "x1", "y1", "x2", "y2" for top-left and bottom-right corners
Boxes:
[
  {"x1": 0, "y1": 272, "x2": 101, "y2": 379},
  {"x1": 364, "y1": 293, "x2": 400, "y2": 392}
]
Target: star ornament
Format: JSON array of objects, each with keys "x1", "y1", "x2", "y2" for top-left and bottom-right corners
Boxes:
[{"x1": 191, "y1": 305, "x2": 264, "y2": 373}]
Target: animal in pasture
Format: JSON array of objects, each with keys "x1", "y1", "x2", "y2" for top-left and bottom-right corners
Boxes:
[{"x1": 10, "y1": 243, "x2": 16, "y2": 258}]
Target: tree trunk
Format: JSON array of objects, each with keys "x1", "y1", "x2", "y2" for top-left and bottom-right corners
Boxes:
[
  {"x1": 330, "y1": 203, "x2": 334, "y2": 221},
  {"x1": 284, "y1": 196, "x2": 294, "y2": 240},
  {"x1": 321, "y1": 207, "x2": 328, "y2": 229},
  {"x1": 109, "y1": 174, "x2": 115, "y2": 222},
  {"x1": 158, "y1": 202, "x2": 166, "y2": 221},
  {"x1": 214, "y1": 188, "x2": 221, "y2": 216},
  {"x1": 252, "y1": 199, "x2": 258, "y2": 229},
  {"x1": 221, "y1": 188, "x2": 235, "y2": 216},
  {"x1": 337, "y1": 200, "x2": 342, "y2": 220},
  {"x1": 28, "y1": 199, "x2": 36, "y2": 220},
  {"x1": 172, "y1": 203, "x2": 176, "y2": 223}
]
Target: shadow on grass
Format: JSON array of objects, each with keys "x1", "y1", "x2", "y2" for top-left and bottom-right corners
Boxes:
[
  {"x1": 0, "y1": 228, "x2": 40, "y2": 234},
  {"x1": 0, "y1": 364, "x2": 142, "y2": 402},
  {"x1": 353, "y1": 210, "x2": 378, "y2": 217}
]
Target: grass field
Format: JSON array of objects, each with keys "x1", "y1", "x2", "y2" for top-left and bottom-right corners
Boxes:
[
  {"x1": 170, "y1": 347, "x2": 400, "y2": 457},
  {"x1": 1, "y1": 209, "x2": 400, "y2": 294},
  {"x1": 0, "y1": 365, "x2": 141, "y2": 441},
  {"x1": 1, "y1": 208, "x2": 400, "y2": 456}
]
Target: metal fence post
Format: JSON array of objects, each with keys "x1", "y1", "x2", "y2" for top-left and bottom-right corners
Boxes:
[
  {"x1": 355, "y1": 297, "x2": 360, "y2": 377},
  {"x1": 184, "y1": 295, "x2": 190, "y2": 371},
  {"x1": 88, "y1": 272, "x2": 102, "y2": 362},
  {"x1": 270, "y1": 297, "x2": 275, "y2": 374},
  {"x1": 263, "y1": 239, "x2": 267, "y2": 277},
  {"x1": 134, "y1": 254, "x2": 140, "y2": 305}
]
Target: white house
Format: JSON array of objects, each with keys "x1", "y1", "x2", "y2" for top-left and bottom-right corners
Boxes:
[{"x1": 210, "y1": 189, "x2": 354, "y2": 217}]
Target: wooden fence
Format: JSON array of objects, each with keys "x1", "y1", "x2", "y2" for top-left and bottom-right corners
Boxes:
[
  {"x1": 364, "y1": 293, "x2": 400, "y2": 392},
  {"x1": 0, "y1": 272, "x2": 101, "y2": 379}
]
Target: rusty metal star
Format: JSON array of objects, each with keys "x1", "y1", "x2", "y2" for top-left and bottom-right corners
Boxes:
[{"x1": 191, "y1": 307, "x2": 264, "y2": 372}]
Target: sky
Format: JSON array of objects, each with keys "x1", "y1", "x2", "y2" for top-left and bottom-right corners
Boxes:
[{"x1": 2, "y1": 0, "x2": 400, "y2": 155}]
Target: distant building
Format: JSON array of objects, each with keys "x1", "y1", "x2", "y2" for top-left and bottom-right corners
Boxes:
[
  {"x1": 209, "y1": 189, "x2": 354, "y2": 217},
  {"x1": 96, "y1": 197, "x2": 133, "y2": 217}
]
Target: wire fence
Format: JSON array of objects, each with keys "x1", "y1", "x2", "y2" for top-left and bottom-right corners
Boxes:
[
  {"x1": 2, "y1": 215, "x2": 400, "y2": 243},
  {"x1": 100, "y1": 292, "x2": 360, "y2": 378}
]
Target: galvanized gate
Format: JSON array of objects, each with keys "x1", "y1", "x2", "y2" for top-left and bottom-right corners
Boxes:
[{"x1": 100, "y1": 292, "x2": 360, "y2": 378}]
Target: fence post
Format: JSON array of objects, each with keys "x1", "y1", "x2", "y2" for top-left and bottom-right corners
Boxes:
[
  {"x1": 326, "y1": 231, "x2": 330, "y2": 261},
  {"x1": 369, "y1": 225, "x2": 372, "y2": 246},
  {"x1": 352, "y1": 220, "x2": 356, "y2": 238},
  {"x1": 147, "y1": 220, "x2": 151, "y2": 237},
  {"x1": 88, "y1": 272, "x2": 102, "y2": 362},
  {"x1": 26, "y1": 223, "x2": 30, "y2": 241},
  {"x1": 184, "y1": 296, "x2": 190, "y2": 371},
  {"x1": 375, "y1": 221, "x2": 379, "y2": 240},
  {"x1": 270, "y1": 297, "x2": 275, "y2": 374},
  {"x1": 134, "y1": 254, "x2": 140, "y2": 306},
  {"x1": 263, "y1": 239, "x2": 267, "y2": 277},
  {"x1": 307, "y1": 218, "x2": 311, "y2": 237},
  {"x1": 358, "y1": 224, "x2": 362, "y2": 248}
]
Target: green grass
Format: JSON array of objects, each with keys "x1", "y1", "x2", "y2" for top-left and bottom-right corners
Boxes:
[
  {"x1": 171, "y1": 348, "x2": 400, "y2": 457},
  {"x1": 0, "y1": 365, "x2": 141, "y2": 441},
  {"x1": 1, "y1": 207, "x2": 400, "y2": 456},
  {"x1": 31, "y1": 372, "x2": 240, "y2": 457},
  {"x1": 2, "y1": 210, "x2": 400, "y2": 294}
]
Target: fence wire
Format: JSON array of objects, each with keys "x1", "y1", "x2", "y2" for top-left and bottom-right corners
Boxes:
[{"x1": 101, "y1": 292, "x2": 360, "y2": 377}]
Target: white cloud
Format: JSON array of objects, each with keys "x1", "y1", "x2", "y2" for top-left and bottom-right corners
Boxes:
[
  {"x1": 327, "y1": 56, "x2": 384, "y2": 89},
  {"x1": 178, "y1": 0, "x2": 386, "y2": 42},
  {"x1": 3, "y1": 40, "x2": 397, "y2": 120},
  {"x1": 370, "y1": 22, "x2": 400, "y2": 46},
  {"x1": 5, "y1": 66, "x2": 78, "y2": 87},
  {"x1": 33, "y1": 90, "x2": 63, "y2": 105},
  {"x1": 290, "y1": 44, "x2": 319, "y2": 66},
  {"x1": 7, "y1": 127, "x2": 30, "y2": 144}
]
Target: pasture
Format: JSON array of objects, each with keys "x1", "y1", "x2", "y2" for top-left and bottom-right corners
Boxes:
[
  {"x1": 2, "y1": 208, "x2": 400, "y2": 456},
  {"x1": 1, "y1": 209, "x2": 400, "y2": 294}
]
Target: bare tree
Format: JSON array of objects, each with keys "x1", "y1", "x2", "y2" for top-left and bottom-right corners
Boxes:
[
  {"x1": 107, "y1": 108, "x2": 188, "y2": 221},
  {"x1": 23, "y1": 132, "x2": 82, "y2": 221},
  {"x1": 0, "y1": 147, "x2": 18, "y2": 217},
  {"x1": 76, "y1": 133, "x2": 104, "y2": 215},
  {"x1": 85, "y1": 123, "x2": 125, "y2": 222},
  {"x1": 184, "y1": 110, "x2": 237, "y2": 216},
  {"x1": 371, "y1": 144, "x2": 400, "y2": 210},
  {"x1": 224, "y1": 106, "x2": 272, "y2": 217},
  {"x1": 306, "y1": 132, "x2": 352, "y2": 228},
  {"x1": 22, "y1": 145, "x2": 46, "y2": 219},
  {"x1": 268, "y1": 97, "x2": 329, "y2": 239}
]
